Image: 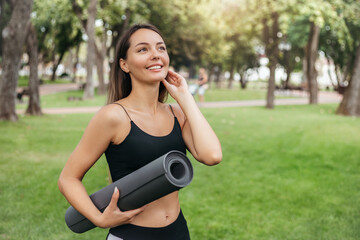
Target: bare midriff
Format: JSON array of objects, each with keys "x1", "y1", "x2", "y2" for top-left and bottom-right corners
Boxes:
[{"x1": 129, "y1": 191, "x2": 180, "y2": 227}]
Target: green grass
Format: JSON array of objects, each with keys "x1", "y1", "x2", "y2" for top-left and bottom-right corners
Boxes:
[
  {"x1": 192, "y1": 87, "x2": 268, "y2": 102},
  {"x1": 1, "y1": 104, "x2": 360, "y2": 239},
  {"x1": 16, "y1": 82, "x2": 296, "y2": 110},
  {"x1": 18, "y1": 76, "x2": 71, "y2": 87}
]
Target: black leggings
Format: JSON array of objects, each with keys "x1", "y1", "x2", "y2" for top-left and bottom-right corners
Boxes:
[{"x1": 106, "y1": 210, "x2": 190, "y2": 240}]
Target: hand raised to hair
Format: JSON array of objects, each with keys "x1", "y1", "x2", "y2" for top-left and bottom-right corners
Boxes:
[
  {"x1": 96, "y1": 187, "x2": 146, "y2": 229},
  {"x1": 162, "y1": 70, "x2": 190, "y2": 101}
]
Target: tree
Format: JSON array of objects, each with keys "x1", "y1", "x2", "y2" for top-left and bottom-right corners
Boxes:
[
  {"x1": 296, "y1": 0, "x2": 341, "y2": 104},
  {"x1": 306, "y1": 21, "x2": 321, "y2": 104},
  {"x1": 336, "y1": 0, "x2": 360, "y2": 116},
  {"x1": 32, "y1": 0, "x2": 83, "y2": 81},
  {"x1": 25, "y1": 22, "x2": 41, "y2": 115},
  {"x1": 246, "y1": 0, "x2": 292, "y2": 109},
  {"x1": 83, "y1": 0, "x2": 97, "y2": 99},
  {"x1": 221, "y1": 0, "x2": 259, "y2": 89},
  {"x1": 0, "y1": 0, "x2": 33, "y2": 121},
  {"x1": 337, "y1": 41, "x2": 360, "y2": 116},
  {"x1": 0, "y1": 0, "x2": 12, "y2": 58}
]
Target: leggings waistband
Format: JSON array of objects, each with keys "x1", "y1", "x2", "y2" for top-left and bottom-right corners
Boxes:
[{"x1": 107, "y1": 210, "x2": 190, "y2": 240}]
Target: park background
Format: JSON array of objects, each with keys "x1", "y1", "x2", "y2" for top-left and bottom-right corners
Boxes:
[{"x1": 1, "y1": 0, "x2": 360, "y2": 239}]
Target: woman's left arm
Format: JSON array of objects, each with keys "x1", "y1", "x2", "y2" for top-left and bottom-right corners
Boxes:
[{"x1": 162, "y1": 70, "x2": 222, "y2": 165}]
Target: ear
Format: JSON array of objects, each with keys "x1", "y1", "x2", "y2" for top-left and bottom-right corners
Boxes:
[{"x1": 119, "y1": 58, "x2": 129, "y2": 73}]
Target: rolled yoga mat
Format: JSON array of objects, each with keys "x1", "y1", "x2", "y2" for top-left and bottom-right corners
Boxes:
[{"x1": 65, "y1": 150, "x2": 193, "y2": 233}]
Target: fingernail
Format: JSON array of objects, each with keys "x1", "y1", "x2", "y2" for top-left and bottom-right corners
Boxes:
[{"x1": 114, "y1": 187, "x2": 118, "y2": 193}]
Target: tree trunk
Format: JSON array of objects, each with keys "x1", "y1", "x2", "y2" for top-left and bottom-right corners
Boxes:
[
  {"x1": 284, "y1": 67, "x2": 292, "y2": 89},
  {"x1": 239, "y1": 69, "x2": 247, "y2": 89},
  {"x1": 227, "y1": 62, "x2": 235, "y2": 89},
  {"x1": 306, "y1": 22, "x2": 320, "y2": 104},
  {"x1": 302, "y1": 56, "x2": 308, "y2": 88},
  {"x1": 214, "y1": 66, "x2": 222, "y2": 88},
  {"x1": 50, "y1": 52, "x2": 65, "y2": 81},
  {"x1": 326, "y1": 57, "x2": 336, "y2": 88},
  {"x1": 263, "y1": 11, "x2": 280, "y2": 109},
  {"x1": 207, "y1": 65, "x2": 215, "y2": 88},
  {"x1": 334, "y1": 64, "x2": 344, "y2": 87},
  {"x1": 95, "y1": 51, "x2": 106, "y2": 95},
  {"x1": 336, "y1": 41, "x2": 360, "y2": 116},
  {"x1": 25, "y1": 22, "x2": 42, "y2": 115},
  {"x1": 266, "y1": 64, "x2": 276, "y2": 108},
  {"x1": 108, "y1": 8, "x2": 131, "y2": 82},
  {"x1": 0, "y1": 0, "x2": 33, "y2": 121},
  {"x1": 72, "y1": 44, "x2": 80, "y2": 82},
  {"x1": 83, "y1": 0, "x2": 97, "y2": 99}
]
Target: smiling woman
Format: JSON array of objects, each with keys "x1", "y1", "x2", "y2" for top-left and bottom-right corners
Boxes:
[
  {"x1": 119, "y1": 29, "x2": 170, "y2": 87},
  {"x1": 58, "y1": 23, "x2": 222, "y2": 240}
]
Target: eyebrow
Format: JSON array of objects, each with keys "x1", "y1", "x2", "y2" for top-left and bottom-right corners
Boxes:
[{"x1": 135, "y1": 42, "x2": 165, "y2": 47}]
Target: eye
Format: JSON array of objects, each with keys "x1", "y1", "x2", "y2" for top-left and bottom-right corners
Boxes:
[
  {"x1": 138, "y1": 47, "x2": 147, "y2": 53},
  {"x1": 159, "y1": 46, "x2": 166, "y2": 51}
]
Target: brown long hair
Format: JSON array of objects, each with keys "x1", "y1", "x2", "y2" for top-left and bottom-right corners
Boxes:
[{"x1": 107, "y1": 23, "x2": 168, "y2": 104}]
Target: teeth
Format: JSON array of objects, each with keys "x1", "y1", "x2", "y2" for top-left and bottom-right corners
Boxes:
[{"x1": 148, "y1": 65, "x2": 161, "y2": 70}]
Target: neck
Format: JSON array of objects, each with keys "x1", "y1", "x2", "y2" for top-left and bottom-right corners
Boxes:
[{"x1": 126, "y1": 81, "x2": 161, "y2": 114}]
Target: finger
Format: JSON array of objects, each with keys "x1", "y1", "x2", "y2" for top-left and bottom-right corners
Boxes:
[
  {"x1": 162, "y1": 79, "x2": 171, "y2": 88},
  {"x1": 167, "y1": 70, "x2": 180, "y2": 80},
  {"x1": 165, "y1": 73, "x2": 176, "y2": 83},
  {"x1": 108, "y1": 187, "x2": 120, "y2": 209}
]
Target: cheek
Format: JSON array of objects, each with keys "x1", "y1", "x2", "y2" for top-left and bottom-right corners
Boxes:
[{"x1": 163, "y1": 54, "x2": 170, "y2": 66}]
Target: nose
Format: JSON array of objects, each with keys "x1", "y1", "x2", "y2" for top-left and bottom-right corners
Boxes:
[{"x1": 150, "y1": 47, "x2": 160, "y2": 60}]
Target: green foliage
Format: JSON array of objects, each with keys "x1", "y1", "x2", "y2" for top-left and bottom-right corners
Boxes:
[
  {"x1": 32, "y1": 0, "x2": 83, "y2": 63},
  {"x1": 1, "y1": 104, "x2": 360, "y2": 239},
  {"x1": 26, "y1": 0, "x2": 360, "y2": 85}
]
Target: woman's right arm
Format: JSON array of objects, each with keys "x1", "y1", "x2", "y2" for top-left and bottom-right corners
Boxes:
[{"x1": 58, "y1": 106, "x2": 145, "y2": 228}]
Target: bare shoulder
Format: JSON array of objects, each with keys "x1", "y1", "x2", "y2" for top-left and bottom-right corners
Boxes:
[
  {"x1": 92, "y1": 103, "x2": 128, "y2": 127},
  {"x1": 87, "y1": 103, "x2": 130, "y2": 142}
]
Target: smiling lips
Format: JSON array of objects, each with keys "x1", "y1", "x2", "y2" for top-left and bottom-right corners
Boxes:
[{"x1": 147, "y1": 65, "x2": 163, "y2": 71}]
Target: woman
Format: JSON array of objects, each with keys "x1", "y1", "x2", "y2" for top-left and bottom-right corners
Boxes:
[
  {"x1": 197, "y1": 67, "x2": 208, "y2": 102},
  {"x1": 58, "y1": 23, "x2": 222, "y2": 240}
]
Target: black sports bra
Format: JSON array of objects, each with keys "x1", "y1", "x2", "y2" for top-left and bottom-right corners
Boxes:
[{"x1": 104, "y1": 103, "x2": 187, "y2": 182}]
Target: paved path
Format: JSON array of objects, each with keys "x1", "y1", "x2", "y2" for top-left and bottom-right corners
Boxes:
[
  {"x1": 16, "y1": 89, "x2": 343, "y2": 115},
  {"x1": 17, "y1": 83, "x2": 79, "y2": 95}
]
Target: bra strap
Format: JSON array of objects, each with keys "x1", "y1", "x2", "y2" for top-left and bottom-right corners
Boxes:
[
  {"x1": 169, "y1": 104, "x2": 176, "y2": 117},
  {"x1": 112, "y1": 103, "x2": 132, "y2": 121}
]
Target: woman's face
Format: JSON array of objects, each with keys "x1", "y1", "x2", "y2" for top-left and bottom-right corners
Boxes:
[{"x1": 120, "y1": 29, "x2": 170, "y2": 84}]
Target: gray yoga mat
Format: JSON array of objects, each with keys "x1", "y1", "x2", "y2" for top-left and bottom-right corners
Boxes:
[{"x1": 65, "y1": 150, "x2": 193, "y2": 233}]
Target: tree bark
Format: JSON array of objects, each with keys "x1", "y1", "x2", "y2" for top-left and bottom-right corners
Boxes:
[
  {"x1": 227, "y1": 62, "x2": 235, "y2": 89},
  {"x1": 72, "y1": 44, "x2": 80, "y2": 82},
  {"x1": 0, "y1": 0, "x2": 33, "y2": 121},
  {"x1": 83, "y1": 0, "x2": 97, "y2": 99},
  {"x1": 25, "y1": 22, "x2": 41, "y2": 115},
  {"x1": 214, "y1": 66, "x2": 222, "y2": 88},
  {"x1": 239, "y1": 70, "x2": 247, "y2": 89},
  {"x1": 50, "y1": 52, "x2": 65, "y2": 81},
  {"x1": 302, "y1": 56, "x2": 308, "y2": 87},
  {"x1": 108, "y1": 8, "x2": 131, "y2": 82},
  {"x1": 306, "y1": 22, "x2": 320, "y2": 104},
  {"x1": 263, "y1": 12, "x2": 280, "y2": 109},
  {"x1": 326, "y1": 57, "x2": 336, "y2": 88},
  {"x1": 284, "y1": 68, "x2": 292, "y2": 89},
  {"x1": 95, "y1": 52, "x2": 105, "y2": 95},
  {"x1": 266, "y1": 64, "x2": 276, "y2": 108},
  {"x1": 95, "y1": 26, "x2": 107, "y2": 95},
  {"x1": 336, "y1": 41, "x2": 360, "y2": 116}
]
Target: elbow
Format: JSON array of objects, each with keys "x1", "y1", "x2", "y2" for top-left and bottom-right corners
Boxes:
[
  {"x1": 58, "y1": 173, "x2": 68, "y2": 195},
  {"x1": 204, "y1": 151, "x2": 222, "y2": 166},
  {"x1": 58, "y1": 176, "x2": 65, "y2": 195}
]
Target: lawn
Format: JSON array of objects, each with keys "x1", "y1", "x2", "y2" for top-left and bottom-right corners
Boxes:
[
  {"x1": 1, "y1": 104, "x2": 360, "y2": 239},
  {"x1": 16, "y1": 83, "x2": 297, "y2": 110}
]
